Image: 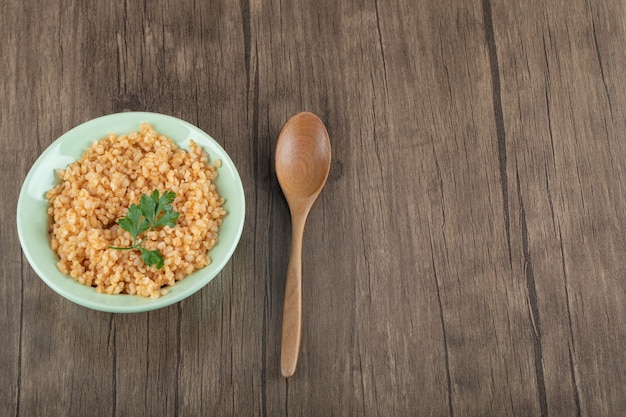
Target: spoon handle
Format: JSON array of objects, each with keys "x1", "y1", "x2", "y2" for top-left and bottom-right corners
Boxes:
[{"x1": 280, "y1": 212, "x2": 307, "y2": 378}]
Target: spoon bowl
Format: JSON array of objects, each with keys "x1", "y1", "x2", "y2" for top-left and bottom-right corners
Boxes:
[
  {"x1": 276, "y1": 113, "x2": 332, "y2": 203},
  {"x1": 275, "y1": 112, "x2": 331, "y2": 377}
]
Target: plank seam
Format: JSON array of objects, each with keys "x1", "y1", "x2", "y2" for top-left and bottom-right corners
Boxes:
[{"x1": 481, "y1": 0, "x2": 512, "y2": 268}]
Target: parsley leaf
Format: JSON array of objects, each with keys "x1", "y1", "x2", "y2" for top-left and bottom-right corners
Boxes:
[
  {"x1": 117, "y1": 203, "x2": 150, "y2": 245},
  {"x1": 140, "y1": 190, "x2": 178, "y2": 228},
  {"x1": 140, "y1": 247, "x2": 165, "y2": 269},
  {"x1": 109, "y1": 190, "x2": 180, "y2": 269},
  {"x1": 155, "y1": 211, "x2": 179, "y2": 228}
]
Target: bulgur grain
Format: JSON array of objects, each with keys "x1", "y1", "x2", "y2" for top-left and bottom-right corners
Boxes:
[{"x1": 46, "y1": 123, "x2": 226, "y2": 298}]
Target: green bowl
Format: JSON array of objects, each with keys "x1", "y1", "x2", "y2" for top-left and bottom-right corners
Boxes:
[{"x1": 17, "y1": 112, "x2": 245, "y2": 313}]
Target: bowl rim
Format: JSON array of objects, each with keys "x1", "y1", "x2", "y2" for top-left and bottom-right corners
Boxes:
[{"x1": 16, "y1": 111, "x2": 245, "y2": 313}]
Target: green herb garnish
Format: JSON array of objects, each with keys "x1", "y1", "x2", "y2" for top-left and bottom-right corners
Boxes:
[{"x1": 109, "y1": 190, "x2": 180, "y2": 269}]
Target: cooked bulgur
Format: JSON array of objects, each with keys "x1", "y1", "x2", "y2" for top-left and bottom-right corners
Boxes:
[{"x1": 46, "y1": 123, "x2": 226, "y2": 298}]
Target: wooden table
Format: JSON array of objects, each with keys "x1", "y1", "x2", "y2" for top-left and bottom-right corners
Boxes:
[{"x1": 3, "y1": 0, "x2": 625, "y2": 415}]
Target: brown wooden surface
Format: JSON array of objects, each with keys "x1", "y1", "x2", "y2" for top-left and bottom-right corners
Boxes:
[{"x1": 2, "y1": 0, "x2": 625, "y2": 415}]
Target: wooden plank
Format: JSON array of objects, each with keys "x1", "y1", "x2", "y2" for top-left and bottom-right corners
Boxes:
[{"x1": 492, "y1": 0, "x2": 626, "y2": 415}]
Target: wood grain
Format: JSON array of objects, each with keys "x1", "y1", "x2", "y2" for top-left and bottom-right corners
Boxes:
[{"x1": 2, "y1": 0, "x2": 625, "y2": 415}]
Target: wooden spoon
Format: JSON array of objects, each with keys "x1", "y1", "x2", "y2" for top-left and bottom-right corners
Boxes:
[{"x1": 275, "y1": 112, "x2": 332, "y2": 378}]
